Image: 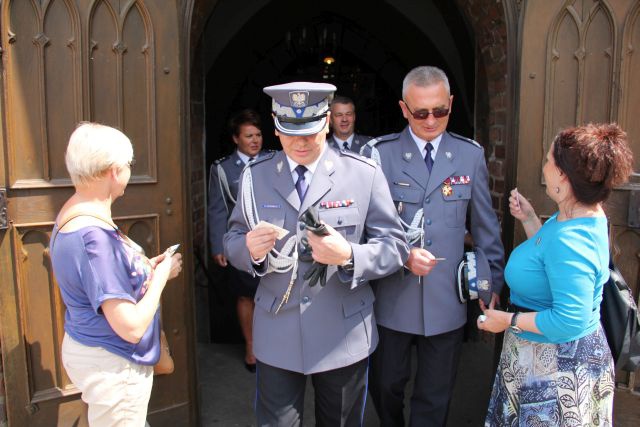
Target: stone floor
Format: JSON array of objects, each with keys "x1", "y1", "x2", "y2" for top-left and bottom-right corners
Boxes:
[
  {"x1": 197, "y1": 340, "x2": 494, "y2": 426},
  {"x1": 197, "y1": 342, "x2": 640, "y2": 426}
]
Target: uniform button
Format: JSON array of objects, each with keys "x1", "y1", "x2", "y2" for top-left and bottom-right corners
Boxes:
[
  {"x1": 458, "y1": 194, "x2": 463, "y2": 199},
  {"x1": 426, "y1": 239, "x2": 432, "y2": 246},
  {"x1": 426, "y1": 219, "x2": 432, "y2": 225},
  {"x1": 299, "y1": 222, "x2": 305, "y2": 231},
  {"x1": 400, "y1": 195, "x2": 404, "y2": 200},
  {"x1": 425, "y1": 197, "x2": 430, "y2": 204},
  {"x1": 337, "y1": 217, "x2": 343, "y2": 225},
  {"x1": 302, "y1": 296, "x2": 310, "y2": 304},
  {"x1": 360, "y1": 300, "x2": 365, "y2": 306}
]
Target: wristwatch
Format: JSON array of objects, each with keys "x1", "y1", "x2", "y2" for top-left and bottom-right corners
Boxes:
[
  {"x1": 341, "y1": 253, "x2": 355, "y2": 272},
  {"x1": 509, "y1": 312, "x2": 522, "y2": 334}
]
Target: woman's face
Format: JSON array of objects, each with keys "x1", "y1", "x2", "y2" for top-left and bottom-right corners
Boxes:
[
  {"x1": 543, "y1": 143, "x2": 563, "y2": 200},
  {"x1": 233, "y1": 124, "x2": 263, "y2": 157},
  {"x1": 112, "y1": 160, "x2": 132, "y2": 198}
]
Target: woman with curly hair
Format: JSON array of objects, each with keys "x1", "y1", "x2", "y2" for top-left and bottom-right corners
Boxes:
[{"x1": 479, "y1": 123, "x2": 634, "y2": 426}]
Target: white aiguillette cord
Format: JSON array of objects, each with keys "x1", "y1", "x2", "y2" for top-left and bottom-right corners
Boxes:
[{"x1": 241, "y1": 167, "x2": 298, "y2": 314}]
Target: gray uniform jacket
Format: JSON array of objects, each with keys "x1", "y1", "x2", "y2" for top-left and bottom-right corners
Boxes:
[
  {"x1": 223, "y1": 146, "x2": 410, "y2": 374},
  {"x1": 208, "y1": 150, "x2": 269, "y2": 255},
  {"x1": 362, "y1": 128, "x2": 504, "y2": 336},
  {"x1": 328, "y1": 133, "x2": 372, "y2": 153}
]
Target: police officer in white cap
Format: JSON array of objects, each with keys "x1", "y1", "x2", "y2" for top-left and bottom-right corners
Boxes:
[{"x1": 223, "y1": 82, "x2": 409, "y2": 426}]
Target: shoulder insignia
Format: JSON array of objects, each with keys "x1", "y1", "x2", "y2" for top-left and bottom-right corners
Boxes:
[
  {"x1": 340, "y1": 150, "x2": 377, "y2": 167},
  {"x1": 213, "y1": 155, "x2": 230, "y2": 165},
  {"x1": 248, "y1": 151, "x2": 276, "y2": 166},
  {"x1": 365, "y1": 132, "x2": 400, "y2": 148},
  {"x1": 450, "y1": 132, "x2": 481, "y2": 149}
]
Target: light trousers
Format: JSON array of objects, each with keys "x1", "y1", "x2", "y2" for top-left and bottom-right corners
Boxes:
[{"x1": 62, "y1": 333, "x2": 153, "y2": 427}]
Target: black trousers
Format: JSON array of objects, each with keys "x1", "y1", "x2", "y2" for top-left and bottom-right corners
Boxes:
[
  {"x1": 255, "y1": 358, "x2": 368, "y2": 427},
  {"x1": 369, "y1": 325, "x2": 464, "y2": 427}
]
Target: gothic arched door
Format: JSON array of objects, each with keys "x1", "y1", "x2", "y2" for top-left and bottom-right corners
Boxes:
[
  {"x1": 516, "y1": 0, "x2": 640, "y2": 418},
  {"x1": 0, "y1": 1, "x2": 196, "y2": 425}
]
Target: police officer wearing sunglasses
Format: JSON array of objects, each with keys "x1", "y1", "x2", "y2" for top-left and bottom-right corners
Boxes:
[{"x1": 362, "y1": 66, "x2": 505, "y2": 427}]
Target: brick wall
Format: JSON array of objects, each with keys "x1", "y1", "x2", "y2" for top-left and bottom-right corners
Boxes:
[{"x1": 455, "y1": 0, "x2": 510, "y2": 219}]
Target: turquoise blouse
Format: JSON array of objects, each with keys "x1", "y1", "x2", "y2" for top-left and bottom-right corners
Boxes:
[{"x1": 505, "y1": 212, "x2": 609, "y2": 344}]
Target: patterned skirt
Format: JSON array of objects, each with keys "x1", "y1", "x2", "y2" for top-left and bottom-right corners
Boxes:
[{"x1": 485, "y1": 326, "x2": 615, "y2": 427}]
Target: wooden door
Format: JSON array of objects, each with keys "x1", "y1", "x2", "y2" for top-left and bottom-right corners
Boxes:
[
  {"x1": 0, "y1": 0, "x2": 196, "y2": 425},
  {"x1": 517, "y1": 0, "x2": 640, "y2": 411}
]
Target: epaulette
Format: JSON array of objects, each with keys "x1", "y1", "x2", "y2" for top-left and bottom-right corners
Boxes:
[
  {"x1": 213, "y1": 155, "x2": 230, "y2": 165},
  {"x1": 450, "y1": 132, "x2": 481, "y2": 149},
  {"x1": 248, "y1": 151, "x2": 276, "y2": 166},
  {"x1": 365, "y1": 132, "x2": 400, "y2": 148},
  {"x1": 340, "y1": 150, "x2": 377, "y2": 167}
]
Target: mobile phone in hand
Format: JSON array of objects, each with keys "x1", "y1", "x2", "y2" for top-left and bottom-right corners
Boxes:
[{"x1": 166, "y1": 244, "x2": 180, "y2": 256}]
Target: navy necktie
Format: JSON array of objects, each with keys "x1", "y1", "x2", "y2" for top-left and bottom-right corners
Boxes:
[
  {"x1": 424, "y1": 142, "x2": 434, "y2": 173},
  {"x1": 294, "y1": 165, "x2": 308, "y2": 201},
  {"x1": 342, "y1": 141, "x2": 349, "y2": 151}
]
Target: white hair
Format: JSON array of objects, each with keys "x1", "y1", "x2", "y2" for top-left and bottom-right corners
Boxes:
[
  {"x1": 65, "y1": 122, "x2": 133, "y2": 186},
  {"x1": 402, "y1": 66, "x2": 450, "y2": 98}
]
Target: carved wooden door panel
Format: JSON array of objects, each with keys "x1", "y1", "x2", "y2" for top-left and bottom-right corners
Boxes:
[
  {"x1": 517, "y1": 0, "x2": 640, "y2": 410},
  {"x1": 0, "y1": 1, "x2": 195, "y2": 425}
]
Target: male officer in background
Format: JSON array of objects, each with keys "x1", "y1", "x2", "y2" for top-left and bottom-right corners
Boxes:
[
  {"x1": 223, "y1": 82, "x2": 409, "y2": 426},
  {"x1": 328, "y1": 95, "x2": 371, "y2": 152},
  {"x1": 208, "y1": 109, "x2": 268, "y2": 372},
  {"x1": 363, "y1": 66, "x2": 505, "y2": 426}
]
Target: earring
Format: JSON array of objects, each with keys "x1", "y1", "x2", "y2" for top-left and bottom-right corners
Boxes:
[{"x1": 555, "y1": 187, "x2": 560, "y2": 194}]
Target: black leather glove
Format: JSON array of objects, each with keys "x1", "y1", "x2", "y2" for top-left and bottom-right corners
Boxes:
[{"x1": 299, "y1": 206, "x2": 329, "y2": 287}]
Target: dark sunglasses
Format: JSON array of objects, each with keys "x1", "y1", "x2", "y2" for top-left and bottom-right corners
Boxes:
[{"x1": 403, "y1": 101, "x2": 450, "y2": 120}]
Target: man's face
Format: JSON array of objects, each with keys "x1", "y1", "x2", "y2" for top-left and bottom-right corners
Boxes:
[
  {"x1": 329, "y1": 102, "x2": 356, "y2": 140},
  {"x1": 233, "y1": 124, "x2": 263, "y2": 157},
  {"x1": 399, "y1": 82, "x2": 453, "y2": 142},
  {"x1": 276, "y1": 118, "x2": 329, "y2": 165}
]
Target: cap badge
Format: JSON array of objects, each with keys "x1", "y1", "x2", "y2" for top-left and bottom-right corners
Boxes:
[
  {"x1": 276, "y1": 161, "x2": 283, "y2": 173},
  {"x1": 235, "y1": 159, "x2": 242, "y2": 166},
  {"x1": 404, "y1": 152, "x2": 413, "y2": 161},
  {"x1": 290, "y1": 91, "x2": 309, "y2": 108}
]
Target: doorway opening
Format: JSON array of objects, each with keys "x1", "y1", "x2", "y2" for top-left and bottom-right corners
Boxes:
[
  {"x1": 187, "y1": 0, "x2": 513, "y2": 424},
  {"x1": 197, "y1": 0, "x2": 476, "y2": 344}
]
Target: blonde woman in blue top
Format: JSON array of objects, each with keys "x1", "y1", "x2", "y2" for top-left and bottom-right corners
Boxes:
[
  {"x1": 51, "y1": 123, "x2": 183, "y2": 426},
  {"x1": 478, "y1": 123, "x2": 634, "y2": 426}
]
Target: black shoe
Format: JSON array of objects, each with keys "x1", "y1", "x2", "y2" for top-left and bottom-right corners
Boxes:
[{"x1": 244, "y1": 362, "x2": 256, "y2": 373}]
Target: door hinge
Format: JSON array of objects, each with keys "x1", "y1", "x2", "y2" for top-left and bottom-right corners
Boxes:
[{"x1": 0, "y1": 188, "x2": 8, "y2": 230}]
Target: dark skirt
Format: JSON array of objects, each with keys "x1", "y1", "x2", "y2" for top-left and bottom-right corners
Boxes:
[
  {"x1": 228, "y1": 265, "x2": 260, "y2": 298},
  {"x1": 485, "y1": 326, "x2": 614, "y2": 426}
]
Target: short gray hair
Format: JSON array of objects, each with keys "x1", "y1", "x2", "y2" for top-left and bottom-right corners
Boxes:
[
  {"x1": 65, "y1": 122, "x2": 133, "y2": 186},
  {"x1": 402, "y1": 66, "x2": 450, "y2": 98}
]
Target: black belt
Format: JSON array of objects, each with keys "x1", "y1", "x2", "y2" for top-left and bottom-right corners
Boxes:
[{"x1": 506, "y1": 302, "x2": 535, "y2": 313}]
